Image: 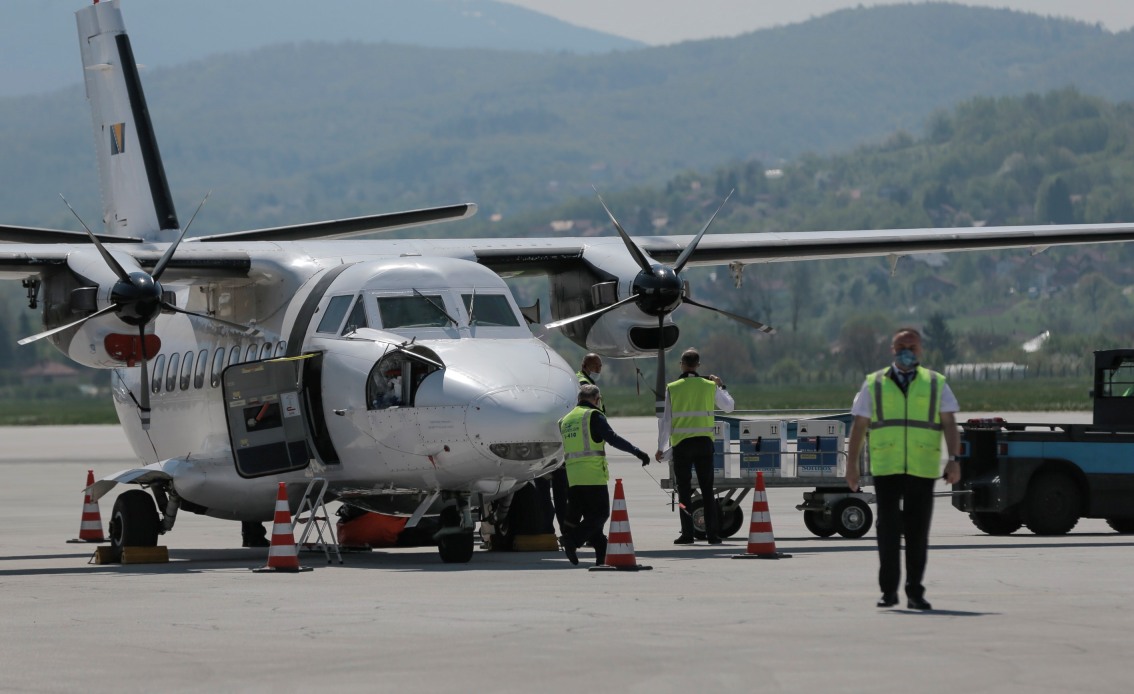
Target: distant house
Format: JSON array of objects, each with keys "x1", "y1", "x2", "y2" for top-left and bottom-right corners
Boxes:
[{"x1": 21, "y1": 361, "x2": 81, "y2": 387}]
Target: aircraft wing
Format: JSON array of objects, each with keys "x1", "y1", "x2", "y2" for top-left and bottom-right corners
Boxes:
[
  {"x1": 465, "y1": 221, "x2": 1134, "y2": 273},
  {"x1": 0, "y1": 244, "x2": 252, "y2": 281}
]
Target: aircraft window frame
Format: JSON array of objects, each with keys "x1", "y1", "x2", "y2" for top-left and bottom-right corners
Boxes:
[
  {"x1": 317, "y1": 295, "x2": 354, "y2": 334},
  {"x1": 228, "y1": 346, "x2": 242, "y2": 367},
  {"x1": 151, "y1": 354, "x2": 167, "y2": 394},
  {"x1": 194, "y1": 348, "x2": 208, "y2": 389},
  {"x1": 461, "y1": 293, "x2": 521, "y2": 327},
  {"x1": 366, "y1": 349, "x2": 443, "y2": 411},
  {"x1": 260, "y1": 343, "x2": 273, "y2": 360},
  {"x1": 274, "y1": 341, "x2": 287, "y2": 357},
  {"x1": 245, "y1": 345, "x2": 258, "y2": 362},
  {"x1": 342, "y1": 297, "x2": 369, "y2": 335},
  {"x1": 375, "y1": 294, "x2": 454, "y2": 330},
  {"x1": 211, "y1": 347, "x2": 226, "y2": 388},
  {"x1": 165, "y1": 352, "x2": 180, "y2": 392},
  {"x1": 180, "y1": 350, "x2": 194, "y2": 391}
]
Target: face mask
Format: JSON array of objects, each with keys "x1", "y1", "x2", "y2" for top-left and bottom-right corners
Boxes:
[{"x1": 896, "y1": 349, "x2": 918, "y2": 369}]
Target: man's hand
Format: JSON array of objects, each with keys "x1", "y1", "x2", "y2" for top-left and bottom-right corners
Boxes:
[
  {"x1": 707, "y1": 374, "x2": 723, "y2": 387},
  {"x1": 636, "y1": 450, "x2": 650, "y2": 466},
  {"x1": 845, "y1": 467, "x2": 860, "y2": 493},
  {"x1": 655, "y1": 449, "x2": 665, "y2": 462},
  {"x1": 943, "y1": 459, "x2": 961, "y2": 484}
]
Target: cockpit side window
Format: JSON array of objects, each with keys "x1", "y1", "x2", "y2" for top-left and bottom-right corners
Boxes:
[
  {"x1": 366, "y1": 351, "x2": 442, "y2": 410},
  {"x1": 462, "y1": 293, "x2": 521, "y2": 327},
  {"x1": 317, "y1": 295, "x2": 354, "y2": 334},
  {"x1": 376, "y1": 295, "x2": 452, "y2": 329},
  {"x1": 342, "y1": 296, "x2": 369, "y2": 335}
]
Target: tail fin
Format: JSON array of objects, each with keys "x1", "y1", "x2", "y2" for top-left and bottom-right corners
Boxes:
[{"x1": 76, "y1": 0, "x2": 178, "y2": 241}]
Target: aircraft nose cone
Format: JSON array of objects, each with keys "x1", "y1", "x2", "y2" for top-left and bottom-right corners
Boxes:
[{"x1": 466, "y1": 386, "x2": 570, "y2": 450}]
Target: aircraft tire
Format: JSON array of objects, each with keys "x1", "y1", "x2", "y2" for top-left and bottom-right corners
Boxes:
[
  {"x1": 437, "y1": 532, "x2": 474, "y2": 563},
  {"x1": 108, "y1": 490, "x2": 160, "y2": 548}
]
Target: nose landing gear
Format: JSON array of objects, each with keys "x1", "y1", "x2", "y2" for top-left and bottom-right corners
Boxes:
[{"x1": 434, "y1": 493, "x2": 475, "y2": 563}]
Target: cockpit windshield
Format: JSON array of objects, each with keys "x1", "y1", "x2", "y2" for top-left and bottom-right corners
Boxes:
[
  {"x1": 462, "y1": 293, "x2": 521, "y2": 327},
  {"x1": 376, "y1": 295, "x2": 452, "y2": 329}
]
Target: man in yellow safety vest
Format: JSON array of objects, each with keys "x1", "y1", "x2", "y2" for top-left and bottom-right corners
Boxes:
[
  {"x1": 558, "y1": 384, "x2": 650, "y2": 565},
  {"x1": 655, "y1": 348, "x2": 735, "y2": 545},
  {"x1": 846, "y1": 327, "x2": 961, "y2": 610}
]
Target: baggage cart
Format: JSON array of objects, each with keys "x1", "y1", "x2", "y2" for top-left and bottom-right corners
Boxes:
[{"x1": 662, "y1": 411, "x2": 876, "y2": 539}]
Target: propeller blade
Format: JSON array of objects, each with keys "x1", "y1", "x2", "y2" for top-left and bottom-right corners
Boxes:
[
  {"x1": 672, "y1": 189, "x2": 733, "y2": 273},
  {"x1": 159, "y1": 302, "x2": 259, "y2": 334},
  {"x1": 137, "y1": 324, "x2": 151, "y2": 430},
  {"x1": 153, "y1": 191, "x2": 210, "y2": 280},
  {"x1": 593, "y1": 187, "x2": 654, "y2": 274},
  {"x1": 17, "y1": 304, "x2": 120, "y2": 345},
  {"x1": 655, "y1": 314, "x2": 667, "y2": 417},
  {"x1": 543, "y1": 294, "x2": 640, "y2": 330},
  {"x1": 60, "y1": 193, "x2": 131, "y2": 281},
  {"x1": 682, "y1": 296, "x2": 776, "y2": 334}
]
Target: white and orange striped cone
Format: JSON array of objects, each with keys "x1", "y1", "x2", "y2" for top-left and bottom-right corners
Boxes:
[
  {"x1": 253, "y1": 482, "x2": 311, "y2": 573},
  {"x1": 590, "y1": 478, "x2": 652, "y2": 572},
  {"x1": 733, "y1": 471, "x2": 792, "y2": 559},
  {"x1": 68, "y1": 469, "x2": 107, "y2": 543}
]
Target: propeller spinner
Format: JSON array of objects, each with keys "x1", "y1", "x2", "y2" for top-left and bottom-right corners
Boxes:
[{"x1": 545, "y1": 188, "x2": 774, "y2": 414}]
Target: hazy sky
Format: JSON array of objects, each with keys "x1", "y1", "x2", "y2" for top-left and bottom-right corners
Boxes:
[{"x1": 500, "y1": 1, "x2": 1134, "y2": 45}]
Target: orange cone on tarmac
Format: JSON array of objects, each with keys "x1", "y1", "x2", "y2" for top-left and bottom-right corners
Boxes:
[
  {"x1": 68, "y1": 469, "x2": 106, "y2": 543},
  {"x1": 734, "y1": 471, "x2": 792, "y2": 559},
  {"x1": 590, "y1": 478, "x2": 652, "y2": 572},
  {"x1": 253, "y1": 482, "x2": 310, "y2": 573}
]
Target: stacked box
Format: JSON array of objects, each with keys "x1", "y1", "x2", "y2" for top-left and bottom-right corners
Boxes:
[
  {"x1": 738, "y1": 420, "x2": 787, "y2": 478},
  {"x1": 796, "y1": 419, "x2": 846, "y2": 477}
]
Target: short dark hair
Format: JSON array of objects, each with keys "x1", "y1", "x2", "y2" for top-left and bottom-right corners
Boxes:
[{"x1": 680, "y1": 348, "x2": 700, "y2": 368}]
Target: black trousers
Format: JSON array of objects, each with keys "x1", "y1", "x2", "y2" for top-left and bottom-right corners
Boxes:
[
  {"x1": 550, "y1": 465, "x2": 570, "y2": 535},
  {"x1": 673, "y1": 436, "x2": 718, "y2": 539},
  {"x1": 564, "y1": 484, "x2": 610, "y2": 565},
  {"x1": 873, "y1": 473, "x2": 936, "y2": 600}
]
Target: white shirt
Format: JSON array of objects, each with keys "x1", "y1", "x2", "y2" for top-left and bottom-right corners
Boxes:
[
  {"x1": 850, "y1": 366, "x2": 958, "y2": 418},
  {"x1": 657, "y1": 376, "x2": 736, "y2": 453}
]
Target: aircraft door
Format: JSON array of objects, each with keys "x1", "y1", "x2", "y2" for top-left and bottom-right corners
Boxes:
[{"x1": 222, "y1": 357, "x2": 313, "y2": 478}]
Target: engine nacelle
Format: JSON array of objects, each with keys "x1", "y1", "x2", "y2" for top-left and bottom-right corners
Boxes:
[{"x1": 547, "y1": 246, "x2": 678, "y2": 358}]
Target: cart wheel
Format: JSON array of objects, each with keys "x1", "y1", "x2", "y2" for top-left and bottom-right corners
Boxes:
[
  {"x1": 719, "y1": 505, "x2": 745, "y2": 538},
  {"x1": 689, "y1": 498, "x2": 711, "y2": 540},
  {"x1": 832, "y1": 498, "x2": 872, "y2": 539},
  {"x1": 802, "y1": 510, "x2": 837, "y2": 538}
]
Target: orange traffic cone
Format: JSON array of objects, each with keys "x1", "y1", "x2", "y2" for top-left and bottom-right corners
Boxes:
[
  {"x1": 68, "y1": 470, "x2": 106, "y2": 543},
  {"x1": 253, "y1": 482, "x2": 310, "y2": 573},
  {"x1": 590, "y1": 478, "x2": 652, "y2": 572},
  {"x1": 734, "y1": 471, "x2": 792, "y2": 559}
]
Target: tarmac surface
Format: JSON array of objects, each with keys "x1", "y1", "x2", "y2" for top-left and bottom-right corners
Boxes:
[{"x1": 2, "y1": 414, "x2": 1131, "y2": 693}]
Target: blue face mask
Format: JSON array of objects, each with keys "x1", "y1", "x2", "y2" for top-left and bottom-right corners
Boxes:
[{"x1": 896, "y1": 349, "x2": 918, "y2": 369}]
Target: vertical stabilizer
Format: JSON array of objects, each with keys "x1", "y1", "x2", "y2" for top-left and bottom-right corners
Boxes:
[{"x1": 76, "y1": 0, "x2": 179, "y2": 240}]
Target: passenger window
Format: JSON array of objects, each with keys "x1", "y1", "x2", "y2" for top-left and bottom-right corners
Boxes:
[
  {"x1": 245, "y1": 345, "x2": 258, "y2": 362},
  {"x1": 194, "y1": 349, "x2": 208, "y2": 389},
  {"x1": 376, "y1": 295, "x2": 453, "y2": 329},
  {"x1": 211, "y1": 347, "x2": 226, "y2": 388},
  {"x1": 317, "y1": 295, "x2": 354, "y2": 333},
  {"x1": 151, "y1": 354, "x2": 166, "y2": 393},
  {"x1": 165, "y1": 352, "x2": 180, "y2": 392},
  {"x1": 180, "y1": 350, "x2": 194, "y2": 390},
  {"x1": 342, "y1": 297, "x2": 368, "y2": 335},
  {"x1": 275, "y1": 341, "x2": 287, "y2": 357},
  {"x1": 260, "y1": 343, "x2": 273, "y2": 360},
  {"x1": 462, "y1": 293, "x2": 521, "y2": 327},
  {"x1": 229, "y1": 346, "x2": 242, "y2": 367}
]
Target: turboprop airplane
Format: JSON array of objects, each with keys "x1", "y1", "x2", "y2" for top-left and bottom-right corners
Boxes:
[{"x1": 5, "y1": 1, "x2": 1134, "y2": 563}]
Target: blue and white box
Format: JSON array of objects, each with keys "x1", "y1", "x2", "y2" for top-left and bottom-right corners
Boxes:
[
  {"x1": 713, "y1": 420, "x2": 730, "y2": 478},
  {"x1": 796, "y1": 420, "x2": 845, "y2": 477},
  {"x1": 738, "y1": 420, "x2": 787, "y2": 479}
]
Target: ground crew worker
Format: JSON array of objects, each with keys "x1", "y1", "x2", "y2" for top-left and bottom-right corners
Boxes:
[
  {"x1": 558, "y1": 383, "x2": 650, "y2": 565},
  {"x1": 655, "y1": 348, "x2": 735, "y2": 545},
  {"x1": 846, "y1": 327, "x2": 961, "y2": 611},
  {"x1": 552, "y1": 353, "x2": 606, "y2": 535}
]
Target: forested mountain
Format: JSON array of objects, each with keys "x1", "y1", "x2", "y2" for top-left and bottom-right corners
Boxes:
[{"x1": 3, "y1": 3, "x2": 1134, "y2": 235}]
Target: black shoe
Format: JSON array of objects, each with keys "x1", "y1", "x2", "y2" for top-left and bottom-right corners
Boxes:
[
  {"x1": 707, "y1": 537, "x2": 723, "y2": 545},
  {"x1": 876, "y1": 593, "x2": 899, "y2": 608},
  {"x1": 242, "y1": 536, "x2": 271, "y2": 548},
  {"x1": 559, "y1": 536, "x2": 579, "y2": 565},
  {"x1": 673, "y1": 535, "x2": 695, "y2": 545},
  {"x1": 907, "y1": 597, "x2": 933, "y2": 610}
]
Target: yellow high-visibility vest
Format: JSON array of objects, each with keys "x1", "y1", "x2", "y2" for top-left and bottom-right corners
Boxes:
[
  {"x1": 667, "y1": 376, "x2": 717, "y2": 446},
  {"x1": 559, "y1": 405, "x2": 608, "y2": 486},
  {"x1": 866, "y1": 366, "x2": 945, "y2": 478}
]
